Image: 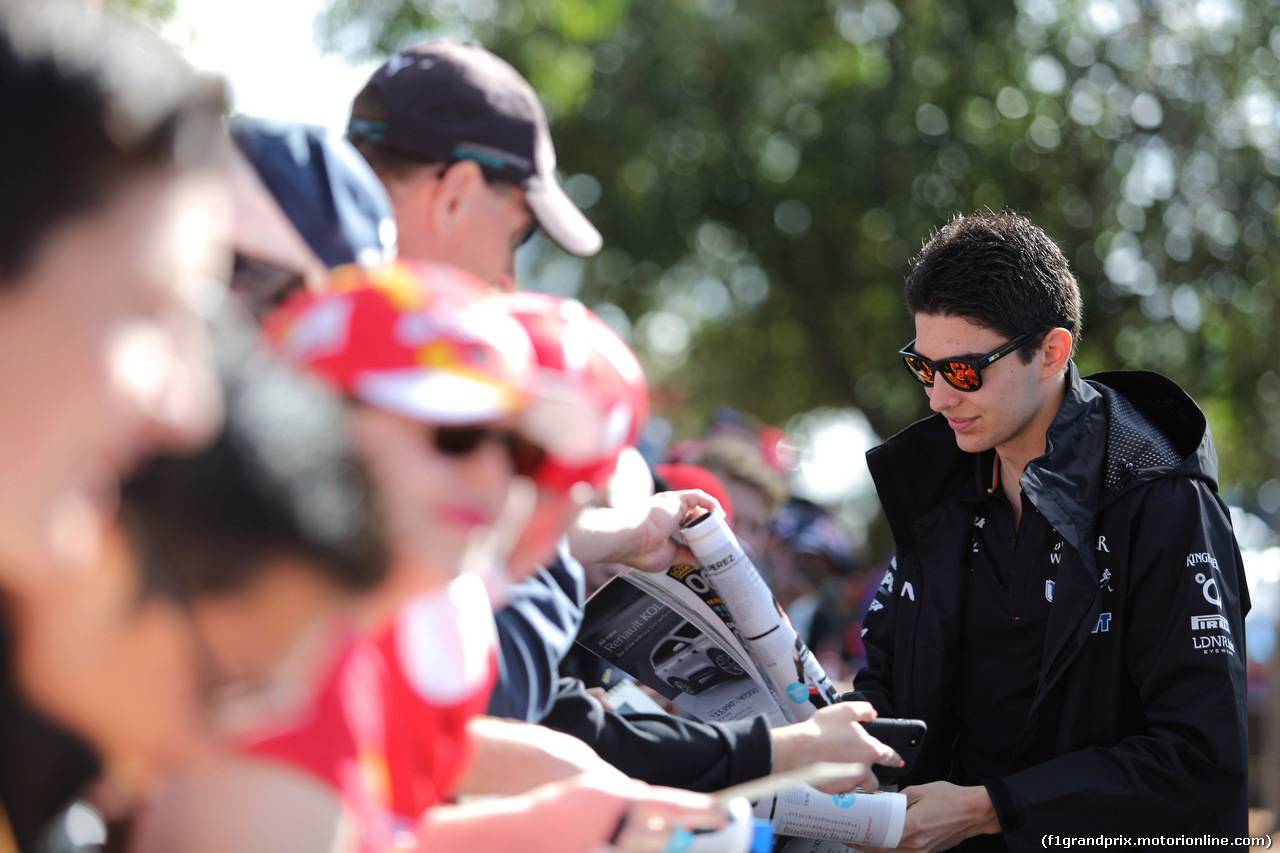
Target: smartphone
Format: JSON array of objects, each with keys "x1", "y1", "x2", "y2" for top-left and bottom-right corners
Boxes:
[{"x1": 860, "y1": 717, "x2": 927, "y2": 784}]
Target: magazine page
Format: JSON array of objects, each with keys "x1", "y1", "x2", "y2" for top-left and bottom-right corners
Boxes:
[
  {"x1": 577, "y1": 573, "x2": 787, "y2": 726},
  {"x1": 623, "y1": 566, "x2": 762, "y2": 671}
]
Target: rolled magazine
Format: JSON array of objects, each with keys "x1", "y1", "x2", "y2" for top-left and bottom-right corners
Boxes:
[
  {"x1": 755, "y1": 785, "x2": 906, "y2": 849},
  {"x1": 677, "y1": 510, "x2": 840, "y2": 723}
]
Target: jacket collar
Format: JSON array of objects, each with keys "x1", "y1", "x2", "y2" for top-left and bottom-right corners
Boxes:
[{"x1": 1019, "y1": 361, "x2": 1108, "y2": 579}]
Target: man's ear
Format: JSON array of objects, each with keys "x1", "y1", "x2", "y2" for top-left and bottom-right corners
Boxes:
[
  {"x1": 428, "y1": 160, "x2": 487, "y2": 234},
  {"x1": 1040, "y1": 327, "x2": 1073, "y2": 378}
]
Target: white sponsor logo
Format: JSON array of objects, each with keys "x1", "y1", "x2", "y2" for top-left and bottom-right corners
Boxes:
[
  {"x1": 1190, "y1": 610, "x2": 1236, "y2": 656},
  {"x1": 880, "y1": 572, "x2": 894, "y2": 594},
  {"x1": 1044, "y1": 580, "x2": 1055, "y2": 602},
  {"x1": 868, "y1": 598, "x2": 884, "y2": 612},
  {"x1": 900, "y1": 581, "x2": 915, "y2": 601},
  {"x1": 1192, "y1": 634, "x2": 1236, "y2": 655},
  {"x1": 1191, "y1": 614, "x2": 1230, "y2": 632},
  {"x1": 384, "y1": 53, "x2": 416, "y2": 77},
  {"x1": 1193, "y1": 572, "x2": 1222, "y2": 607},
  {"x1": 1187, "y1": 552, "x2": 1220, "y2": 572}
]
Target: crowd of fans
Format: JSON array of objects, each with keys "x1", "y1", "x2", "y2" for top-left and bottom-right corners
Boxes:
[
  {"x1": 4, "y1": 3, "x2": 1253, "y2": 851},
  {"x1": 0, "y1": 6, "x2": 895, "y2": 852}
]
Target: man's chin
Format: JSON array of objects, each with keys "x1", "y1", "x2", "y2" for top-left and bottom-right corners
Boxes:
[{"x1": 951, "y1": 431, "x2": 993, "y2": 455}]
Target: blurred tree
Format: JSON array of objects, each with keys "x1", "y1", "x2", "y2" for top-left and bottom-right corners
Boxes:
[
  {"x1": 105, "y1": 0, "x2": 177, "y2": 26},
  {"x1": 317, "y1": 0, "x2": 1280, "y2": 535}
]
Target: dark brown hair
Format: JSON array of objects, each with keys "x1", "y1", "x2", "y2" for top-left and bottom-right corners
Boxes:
[
  {"x1": 906, "y1": 210, "x2": 1084, "y2": 360},
  {"x1": 0, "y1": 3, "x2": 227, "y2": 283}
]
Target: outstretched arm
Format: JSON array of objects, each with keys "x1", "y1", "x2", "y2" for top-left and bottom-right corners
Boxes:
[
  {"x1": 423, "y1": 771, "x2": 727, "y2": 853},
  {"x1": 567, "y1": 490, "x2": 722, "y2": 572},
  {"x1": 453, "y1": 715, "x2": 624, "y2": 797}
]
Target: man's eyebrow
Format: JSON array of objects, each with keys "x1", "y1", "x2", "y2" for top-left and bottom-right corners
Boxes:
[{"x1": 916, "y1": 345, "x2": 988, "y2": 361}]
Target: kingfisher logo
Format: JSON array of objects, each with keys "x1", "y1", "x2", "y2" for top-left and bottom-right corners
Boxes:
[
  {"x1": 1191, "y1": 614, "x2": 1230, "y2": 632},
  {"x1": 1187, "y1": 552, "x2": 1220, "y2": 571}
]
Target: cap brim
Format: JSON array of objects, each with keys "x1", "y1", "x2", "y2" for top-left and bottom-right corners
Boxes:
[
  {"x1": 526, "y1": 179, "x2": 603, "y2": 257},
  {"x1": 355, "y1": 370, "x2": 519, "y2": 425}
]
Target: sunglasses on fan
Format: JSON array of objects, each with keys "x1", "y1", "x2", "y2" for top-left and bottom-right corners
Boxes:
[
  {"x1": 428, "y1": 425, "x2": 547, "y2": 477},
  {"x1": 898, "y1": 333, "x2": 1030, "y2": 392}
]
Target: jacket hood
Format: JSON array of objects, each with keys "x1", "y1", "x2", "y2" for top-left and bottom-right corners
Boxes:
[{"x1": 1084, "y1": 368, "x2": 1217, "y2": 498}]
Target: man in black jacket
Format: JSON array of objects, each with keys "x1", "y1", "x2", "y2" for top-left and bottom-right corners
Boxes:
[{"x1": 854, "y1": 211, "x2": 1250, "y2": 852}]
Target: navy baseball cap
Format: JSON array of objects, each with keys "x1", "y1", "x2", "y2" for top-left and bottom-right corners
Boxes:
[
  {"x1": 347, "y1": 40, "x2": 602, "y2": 258},
  {"x1": 230, "y1": 117, "x2": 397, "y2": 271},
  {"x1": 772, "y1": 499, "x2": 856, "y2": 574}
]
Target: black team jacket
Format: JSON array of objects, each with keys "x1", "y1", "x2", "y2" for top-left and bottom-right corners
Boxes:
[{"x1": 856, "y1": 364, "x2": 1250, "y2": 850}]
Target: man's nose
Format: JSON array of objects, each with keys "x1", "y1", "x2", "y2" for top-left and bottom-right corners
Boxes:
[
  {"x1": 494, "y1": 269, "x2": 517, "y2": 293},
  {"x1": 926, "y1": 380, "x2": 961, "y2": 413}
]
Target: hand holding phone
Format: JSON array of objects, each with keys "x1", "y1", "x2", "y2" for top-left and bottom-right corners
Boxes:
[{"x1": 860, "y1": 717, "x2": 927, "y2": 784}]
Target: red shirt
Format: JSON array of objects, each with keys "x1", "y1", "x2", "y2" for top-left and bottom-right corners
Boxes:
[{"x1": 242, "y1": 575, "x2": 498, "y2": 851}]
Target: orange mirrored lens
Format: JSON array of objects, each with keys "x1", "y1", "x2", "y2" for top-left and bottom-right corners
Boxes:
[
  {"x1": 904, "y1": 356, "x2": 935, "y2": 385},
  {"x1": 941, "y1": 362, "x2": 980, "y2": 390}
]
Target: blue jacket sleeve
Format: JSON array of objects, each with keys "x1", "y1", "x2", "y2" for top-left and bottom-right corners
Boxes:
[{"x1": 487, "y1": 541, "x2": 586, "y2": 722}]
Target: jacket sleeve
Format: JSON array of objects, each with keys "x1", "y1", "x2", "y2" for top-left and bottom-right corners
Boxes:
[
  {"x1": 540, "y1": 677, "x2": 774, "y2": 791},
  {"x1": 486, "y1": 543, "x2": 587, "y2": 722},
  {"x1": 988, "y1": 476, "x2": 1250, "y2": 843},
  {"x1": 850, "y1": 555, "x2": 902, "y2": 718}
]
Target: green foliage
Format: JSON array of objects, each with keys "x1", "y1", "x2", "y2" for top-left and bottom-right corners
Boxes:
[
  {"x1": 317, "y1": 0, "x2": 1280, "y2": 530},
  {"x1": 105, "y1": 0, "x2": 178, "y2": 27}
]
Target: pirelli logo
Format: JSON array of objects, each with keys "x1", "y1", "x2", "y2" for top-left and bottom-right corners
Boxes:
[{"x1": 1191, "y1": 614, "x2": 1230, "y2": 632}]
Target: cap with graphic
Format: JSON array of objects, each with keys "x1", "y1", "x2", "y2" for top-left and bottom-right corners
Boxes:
[
  {"x1": 264, "y1": 260, "x2": 534, "y2": 425},
  {"x1": 502, "y1": 292, "x2": 648, "y2": 492},
  {"x1": 348, "y1": 40, "x2": 602, "y2": 258}
]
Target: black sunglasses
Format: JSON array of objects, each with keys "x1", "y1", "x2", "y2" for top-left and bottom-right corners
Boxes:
[
  {"x1": 898, "y1": 333, "x2": 1031, "y2": 392},
  {"x1": 430, "y1": 425, "x2": 546, "y2": 478}
]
